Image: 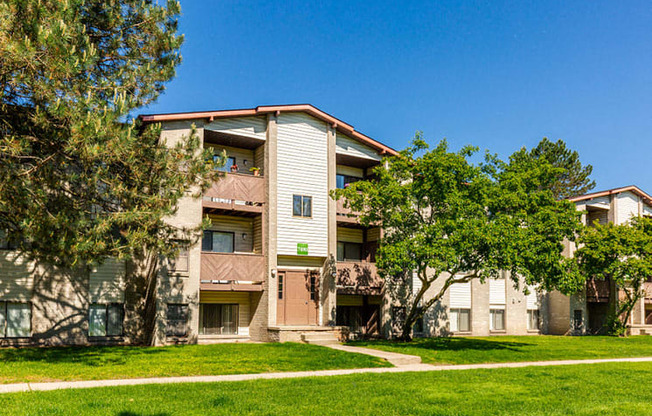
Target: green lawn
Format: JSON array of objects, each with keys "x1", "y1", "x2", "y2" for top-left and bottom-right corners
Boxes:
[
  {"x1": 0, "y1": 342, "x2": 389, "y2": 384},
  {"x1": 2, "y1": 362, "x2": 651, "y2": 415},
  {"x1": 349, "y1": 335, "x2": 652, "y2": 365}
]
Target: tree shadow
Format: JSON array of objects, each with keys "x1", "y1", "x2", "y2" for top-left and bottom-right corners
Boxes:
[
  {"x1": 0, "y1": 344, "x2": 172, "y2": 365},
  {"x1": 350, "y1": 337, "x2": 536, "y2": 353}
]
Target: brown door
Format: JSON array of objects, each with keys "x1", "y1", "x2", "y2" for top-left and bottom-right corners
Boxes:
[{"x1": 277, "y1": 270, "x2": 319, "y2": 325}]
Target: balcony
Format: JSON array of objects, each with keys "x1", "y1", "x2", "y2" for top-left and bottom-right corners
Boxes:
[
  {"x1": 336, "y1": 261, "x2": 383, "y2": 295},
  {"x1": 200, "y1": 252, "x2": 265, "y2": 291},
  {"x1": 586, "y1": 278, "x2": 610, "y2": 303},
  {"x1": 203, "y1": 173, "x2": 265, "y2": 214},
  {"x1": 336, "y1": 197, "x2": 360, "y2": 224}
]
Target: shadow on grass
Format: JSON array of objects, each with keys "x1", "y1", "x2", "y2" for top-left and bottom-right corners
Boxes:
[
  {"x1": 0, "y1": 345, "x2": 172, "y2": 366},
  {"x1": 349, "y1": 337, "x2": 536, "y2": 353},
  {"x1": 117, "y1": 412, "x2": 170, "y2": 416}
]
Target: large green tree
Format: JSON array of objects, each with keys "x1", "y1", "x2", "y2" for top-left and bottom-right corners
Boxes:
[
  {"x1": 334, "y1": 136, "x2": 584, "y2": 340},
  {"x1": 576, "y1": 217, "x2": 652, "y2": 335},
  {"x1": 0, "y1": 0, "x2": 219, "y2": 343},
  {"x1": 529, "y1": 137, "x2": 595, "y2": 199}
]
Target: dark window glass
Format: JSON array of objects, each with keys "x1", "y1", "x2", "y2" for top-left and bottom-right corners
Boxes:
[
  {"x1": 573, "y1": 309, "x2": 583, "y2": 330},
  {"x1": 200, "y1": 304, "x2": 239, "y2": 335},
  {"x1": 278, "y1": 274, "x2": 284, "y2": 299},
  {"x1": 202, "y1": 231, "x2": 234, "y2": 253},
  {"x1": 293, "y1": 195, "x2": 312, "y2": 217},
  {"x1": 217, "y1": 156, "x2": 236, "y2": 172},
  {"x1": 309, "y1": 273, "x2": 317, "y2": 301},
  {"x1": 336, "y1": 174, "x2": 362, "y2": 189},
  {"x1": 336, "y1": 242, "x2": 362, "y2": 261},
  {"x1": 293, "y1": 195, "x2": 303, "y2": 216},
  {"x1": 166, "y1": 304, "x2": 189, "y2": 337}
]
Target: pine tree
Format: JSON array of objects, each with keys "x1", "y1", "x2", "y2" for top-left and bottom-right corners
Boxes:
[{"x1": 0, "y1": 0, "x2": 219, "y2": 343}]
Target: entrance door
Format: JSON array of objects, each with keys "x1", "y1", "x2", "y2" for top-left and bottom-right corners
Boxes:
[
  {"x1": 587, "y1": 302, "x2": 609, "y2": 334},
  {"x1": 277, "y1": 270, "x2": 319, "y2": 325}
]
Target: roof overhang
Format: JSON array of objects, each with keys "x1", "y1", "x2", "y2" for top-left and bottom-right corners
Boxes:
[
  {"x1": 568, "y1": 185, "x2": 652, "y2": 205},
  {"x1": 139, "y1": 104, "x2": 398, "y2": 156}
]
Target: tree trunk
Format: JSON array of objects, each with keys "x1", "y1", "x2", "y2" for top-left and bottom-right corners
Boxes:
[{"x1": 124, "y1": 249, "x2": 160, "y2": 345}]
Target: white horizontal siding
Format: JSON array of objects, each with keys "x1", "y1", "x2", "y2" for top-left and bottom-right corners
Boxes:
[
  {"x1": 617, "y1": 191, "x2": 639, "y2": 225},
  {"x1": 336, "y1": 133, "x2": 382, "y2": 162},
  {"x1": 206, "y1": 116, "x2": 267, "y2": 141},
  {"x1": 276, "y1": 113, "x2": 329, "y2": 257},
  {"x1": 0, "y1": 252, "x2": 34, "y2": 301},
  {"x1": 412, "y1": 271, "x2": 423, "y2": 297},
  {"x1": 336, "y1": 165, "x2": 364, "y2": 178},
  {"x1": 526, "y1": 285, "x2": 540, "y2": 310},
  {"x1": 643, "y1": 203, "x2": 652, "y2": 217},
  {"x1": 89, "y1": 258, "x2": 126, "y2": 303},
  {"x1": 449, "y1": 282, "x2": 471, "y2": 308},
  {"x1": 489, "y1": 279, "x2": 506, "y2": 305},
  {"x1": 337, "y1": 227, "x2": 363, "y2": 243}
]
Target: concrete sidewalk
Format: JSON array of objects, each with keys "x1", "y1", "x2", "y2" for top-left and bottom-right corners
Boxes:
[{"x1": 3, "y1": 356, "x2": 652, "y2": 394}]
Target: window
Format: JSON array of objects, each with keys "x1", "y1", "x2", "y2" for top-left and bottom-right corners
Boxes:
[
  {"x1": 450, "y1": 308, "x2": 470, "y2": 332},
  {"x1": 336, "y1": 242, "x2": 362, "y2": 261},
  {"x1": 202, "y1": 230, "x2": 234, "y2": 253},
  {"x1": 166, "y1": 304, "x2": 189, "y2": 337},
  {"x1": 292, "y1": 195, "x2": 312, "y2": 217},
  {"x1": 169, "y1": 242, "x2": 189, "y2": 273},
  {"x1": 200, "y1": 304, "x2": 239, "y2": 335},
  {"x1": 527, "y1": 309, "x2": 540, "y2": 330},
  {"x1": 309, "y1": 273, "x2": 317, "y2": 301},
  {"x1": 89, "y1": 304, "x2": 123, "y2": 337},
  {"x1": 278, "y1": 274, "x2": 284, "y2": 299},
  {"x1": 336, "y1": 174, "x2": 361, "y2": 189},
  {"x1": 0, "y1": 302, "x2": 31, "y2": 338},
  {"x1": 217, "y1": 156, "x2": 236, "y2": 172},
  {"x1": 490, "y1": 308, "x2": 505, "y2": 331},
  {"x1": 0, "y1": 230, "x2": 15, "y2": 250},
  {"x1": 573, "y1": 309, "x2": 583, "y2": 330}
]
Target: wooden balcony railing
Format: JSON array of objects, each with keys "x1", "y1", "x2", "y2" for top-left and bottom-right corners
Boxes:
[
  {"x1": 203, "y1": 173, "x2": 265, "y2": 213},
  {"x1": 200, "y1": 252, "x2": 265, "y2": 291},
  {"x1": 336, "y1": 198, "x2": 360, "y2": 224},
  {"x1": 336, "y1": 261, "x2": 383, "y2": 295}
]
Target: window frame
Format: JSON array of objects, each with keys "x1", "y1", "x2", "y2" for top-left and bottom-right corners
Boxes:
[
  {"x1": 336, "y1": 174, "x2": 362, "y2": 189},
  {"x1": 336, "y1": 241, "x2": 363, "y2": 262},
  {"x1": 490, "y1": 308, "x2": 506, "y2": 331},
  {"x1": 216, "y1": 155, "x2": 237, "y2": 173},
  {"x1": 88, "y1": 303, "x2": 124, "y2": 338},
  {"x1": 202, "y1": 230, "x2": 235, "y2": 253},
  {"x1": 199, "y1": 303, "x2": 239, "y2": 335},
  {"x1": 278, "y1": 273, "x2": 284, "y2": 300},
  {"x1": 166, "y1": 303, "x2": 190, "y2": 338},
  {"x1": 450, "y1": 308, "x2": 471, "y2": 333},
  {"x1": 527, "y1": 309, "x2": 540, "y2": 331},
  {"x1": 292, "y1": 195, "x2": 313, "y2": 218},
  {"x1": 0, "y1": 301, "x2": 32, "y2": 339}
]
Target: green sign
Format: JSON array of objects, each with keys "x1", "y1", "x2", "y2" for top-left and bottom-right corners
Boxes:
[{"x1": 297, "y1": 243, "x2": 309, "y2": 255}]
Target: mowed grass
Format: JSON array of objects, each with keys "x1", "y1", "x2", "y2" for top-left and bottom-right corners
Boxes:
[
  {"x1": 0, "y1": 342, "x2": 389, "y2": 384},
  {"x1": 2, "y1": 362, "x2": 652, "y2": 415},
  {"x1": 349, "y1": 335, "x2": 652, "y2": 365}
]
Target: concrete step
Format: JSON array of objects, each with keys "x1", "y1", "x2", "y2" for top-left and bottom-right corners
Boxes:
[{"x1": 301, "y1": 332, "x2": 340, "y2": 346}]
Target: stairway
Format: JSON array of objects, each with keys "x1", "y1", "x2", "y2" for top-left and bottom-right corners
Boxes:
[{"x1": 301, "y1": 331, "x2": 340, "y2": 346}]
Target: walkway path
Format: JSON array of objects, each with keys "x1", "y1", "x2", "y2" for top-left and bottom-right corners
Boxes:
[{"x1": 2, "y1": 356, "x2": 652, "y2": 394}]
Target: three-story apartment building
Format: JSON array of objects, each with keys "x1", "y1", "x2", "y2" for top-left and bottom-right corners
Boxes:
[{"x1": 0, "y1": 104, "x2": 396, "y2": 346}]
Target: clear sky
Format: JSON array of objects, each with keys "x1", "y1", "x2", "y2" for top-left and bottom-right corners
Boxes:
[{"x1": 143, "y1": 0, "x2": 652, "y2": 193}]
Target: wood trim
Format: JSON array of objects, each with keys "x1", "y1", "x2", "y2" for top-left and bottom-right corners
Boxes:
[
  {"x1": 569, "y1": 185, "x2": 652, "y2": 204},
  {"x1": 139, "y1": 104, "x2": 399, "y2": 156}
]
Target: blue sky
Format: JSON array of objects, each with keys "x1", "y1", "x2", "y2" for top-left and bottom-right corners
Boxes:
[{"x1": 143, "y1": 1, "x2": 652, "y2": 192}]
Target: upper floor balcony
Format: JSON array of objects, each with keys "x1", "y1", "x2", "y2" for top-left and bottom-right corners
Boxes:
[
  {"x1": 586, "y1": 278, "x2": 611, "y2": 302},
  {"x1": 200, "y1": 252, "x2": 265, "y2": 292},
  {"x1": 335, "y1": 228, "x2": 382, "y2": 295},
  {"x1": 203, "y1": 173, "x2": 265, "y2": 214}
]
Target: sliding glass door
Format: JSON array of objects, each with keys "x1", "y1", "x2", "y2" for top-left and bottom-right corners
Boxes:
[{"x1": 200, "y1": 304, "x2": 239, "y2": 335}]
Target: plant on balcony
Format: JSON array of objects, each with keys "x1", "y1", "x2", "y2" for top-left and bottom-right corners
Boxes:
[
  {"x1": 230, "y1": 164, "x2": 239, "y2": 172},
  {"x1": 333, "y1": 134, "x2": 587, "y2": 341},
  {"x1": 250, "y1": 167, "x2": 261, "y2": 176}
]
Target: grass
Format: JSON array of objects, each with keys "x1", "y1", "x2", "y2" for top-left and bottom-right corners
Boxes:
[
  {"x1": 1, "y1": 362, "x2": 652, "y2": 415},
  {"x1": 349, "y1": 335, "x2": 652, "y2": 365},
  {"x1": 0, "y1": 342, "x2": 389, "y2": 384}
]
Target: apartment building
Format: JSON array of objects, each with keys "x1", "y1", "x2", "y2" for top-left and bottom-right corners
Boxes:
[
  {"x1": 0, "y1": 105, "x2": 396, "y2": 345},
  {"x1": 548, "y1": 185, "x2": 652, "y2": 335}
]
